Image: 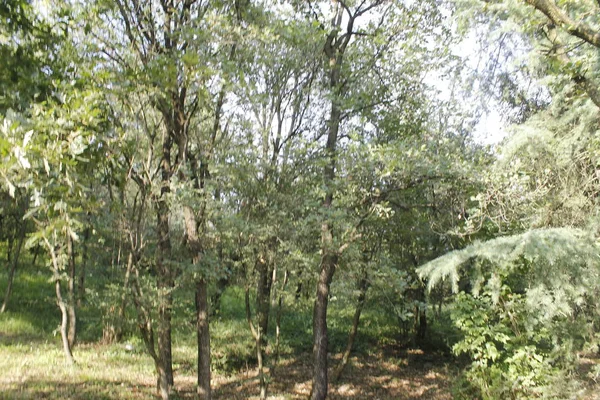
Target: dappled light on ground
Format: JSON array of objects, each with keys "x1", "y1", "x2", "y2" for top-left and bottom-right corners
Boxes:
[{"x1": 0, "y1": 338, "x2": 455, "y2": 400}]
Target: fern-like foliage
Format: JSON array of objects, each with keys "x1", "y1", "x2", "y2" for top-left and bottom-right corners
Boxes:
[{"x1": 417, "y1": 228, "x2": 599, "y2": 298}]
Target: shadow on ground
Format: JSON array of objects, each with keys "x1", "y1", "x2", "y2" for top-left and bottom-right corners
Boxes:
[{"x1": 0, "y1": 379, "x2": 156, "y2": 400}]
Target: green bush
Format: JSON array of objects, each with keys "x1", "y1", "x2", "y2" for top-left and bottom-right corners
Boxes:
[{"x1": 451, "y1": 289, "x2": 583, "y2": 399}]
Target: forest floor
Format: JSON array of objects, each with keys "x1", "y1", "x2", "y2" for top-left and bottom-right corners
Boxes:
[
  {"x1": 0, "y1": 337, "x2": 455, "y2": 400},
  {"x1": 205, "y1": 347, "x2": 455, "y2": 400},
  {"x1": 0, "y1": 269, "x2": 458, "y2": 399},
  {"x1": 3, "y1": 270, "x2": 600, "y2": 399}
]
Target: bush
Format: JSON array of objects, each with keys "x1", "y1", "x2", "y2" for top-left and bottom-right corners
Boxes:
[{"x1": 451, "y1": 289, "x2": 583, "y2": 399}]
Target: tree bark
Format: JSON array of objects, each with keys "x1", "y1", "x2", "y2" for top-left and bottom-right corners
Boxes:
[
  {"x1": 183, "y1": 202, "x2": 212, "y2": 400},
  {"x1": 526, "y1": 0, "x2": 600, "y2": 48},
  {"x1": 256, "y1": 255, "x2": 273, "y2": 346},
  {"x1": 156, "y1": 130, "x2": 174, "y2": 392},
  {"x1": 311, "y1": 251, "x2": 337, "y2": 400}
]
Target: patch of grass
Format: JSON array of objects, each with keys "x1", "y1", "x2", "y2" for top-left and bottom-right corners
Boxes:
[
  {"x1": 0, "y1": 269, "x2": 58, "y2": 343},
  {"x1": 1, "y1": 268, "x2": 458, "y2": 399},
  {"x1": 0, "y1": 341, "x2": 157, "y2": 400}
]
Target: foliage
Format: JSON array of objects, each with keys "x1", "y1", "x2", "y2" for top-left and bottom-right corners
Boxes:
[{"x1": 419, "y1": 228, "x2": 600, "y2": 398}]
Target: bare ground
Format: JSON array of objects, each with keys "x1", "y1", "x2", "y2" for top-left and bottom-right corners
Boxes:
[{"x1": 181, "y1": 347, "x2": 456, "y2": 400}]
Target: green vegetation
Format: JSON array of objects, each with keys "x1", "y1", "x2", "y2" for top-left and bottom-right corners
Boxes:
[{"x1": 3, "y1": 0, "x2": 600, "y2": 399}]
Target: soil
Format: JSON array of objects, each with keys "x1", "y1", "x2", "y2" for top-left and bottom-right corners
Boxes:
[{"x1": 177, "y1": 347, "x2": 456, "y2": 399}]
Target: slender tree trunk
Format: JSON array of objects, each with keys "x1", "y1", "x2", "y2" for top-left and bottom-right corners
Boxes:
[
  {"x1": 116, "y1": 251, "x2": 133, "y2": 341},
  {"x1": 415, "y1": 285, "x2": 427, "y2": 346},
  {"x1": 32, "y1": 246, "x2": 39, "y2": 267},
  {"x1": 45, "y1": 237, "x2": 75, "y2": 365},
  {"x1": 156, "y1": 131, "x2": 174, "y2": 393},
  {"x1": 196, "y1": 279, "x2": 212, "y2": 399},
  {"x1": 245, "y1": 286, "x2": 267, "y2": 400},
  {"x1": 256, "y1": 256, "x2": 273, "y2": 346},
  {"x1": 7, "y1": 235, "x2": 13, "y2": 266},
  {"x1": 333, "y1": 272, "x2": 368, "y2": 382},
  {"x1": 103, "y1": 250, "x2": 134, "y2": 343},
  {"x1": 157, "y1": 276, "x2": 173, "y2": 390},
  {"x1": 78, "y1": 224, "x2": 90, "y2": 307},
  {"x1": 67, "y1": 235, "x2": 77, "y2": 349},
  {"x1": 183, "y1": 202, "x2": 212, "y2": 400},
  {"x1": 56, "y1": 279, "x2": 75, "y2": 365},
  {"x1": 311, "y1": 251, "x2": 337, "y2": 400},
  {"x1": 311, "y1": 2, "x2": 356, "y2": 394},
  {"x1": 130, "y1": 255, "x2": 169, "y2": 400},
  {"x1": 272, "y1": 269, "x2": 288, "y2": 377},
  {"x1": 1, "y1": 224, "x2": 25, "y2": 313},
  {"x1": 311, "y1": 77, "x2": 342, "y2": 400}
]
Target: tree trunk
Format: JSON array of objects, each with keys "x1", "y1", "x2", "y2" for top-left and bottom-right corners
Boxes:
[
  {"x1": 245, "y1": 286, "x2": 267, "y2": 400},
  {"x1": 31, "y1": 245, "x2": 39, "y2": 267},
  {"x1": 311, "y1": 251, "x2": 337, "y2": 400},
  {"x1": 56, "y1": 279, "x2": 75, "y2": 365},
  {"x1": 156, "y1": 131, "x2": 174, "y2": 391},
  {"x1": 183, "y1": 201, "x2": 212, "y2": 400},
  {"x1": 415, "y1": 285, "x2": 428, "y2": 346},
  {"x1": 44, "y1": 237, "x2": 75, "y2": 364},
  {"x1": 272, "y1": 269, "x2": 289, "y2": 377},
  {"x1": 7, "y1": 235, "x2": 13, "y2": 266},
  {"x1": 78, "y1": 224, "x2": 90, "y2": 307},
  {"x1": 157, "y1": 276, "x2": 173, "y2": 391},
  {"x1": 1, "y1": 224, "x2": 25, "y2": 313},
  {"x1": 129, "y1": 255, "x2": 169, "y2": 400},
  {"x1": 116, "y1": 251, "x2": 133, "y2": 342},
  {"x1": 196, "y1": 278, "x2": 212, "y2": 400},
  {"x1": 67, "y1": 235, "x2": 77, "y2": 349},
  {"x1": 334, "y1": 272, "x2": 368, "y2": 382},
  {"x1": 256, "y1": 256, "x2": 273, "y2": 346}
]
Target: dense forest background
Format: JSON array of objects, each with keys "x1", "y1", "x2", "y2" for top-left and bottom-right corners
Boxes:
[{"x1": 2, "y1": 0, "x2": 600, "y2": 399}]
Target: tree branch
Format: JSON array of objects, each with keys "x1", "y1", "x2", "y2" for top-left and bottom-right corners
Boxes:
[{"x1": 525, "y1": 0, "x2": 600, "y2": 48}]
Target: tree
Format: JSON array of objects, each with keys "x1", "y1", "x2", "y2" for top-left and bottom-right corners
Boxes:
[{"x1": 296, "y1": 0, "x2": 453, "y2": 397}]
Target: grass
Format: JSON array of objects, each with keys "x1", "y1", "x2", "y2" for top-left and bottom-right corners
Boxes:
[{"x1": 0, "y1": 265, "x2": 457, "y2": 399}]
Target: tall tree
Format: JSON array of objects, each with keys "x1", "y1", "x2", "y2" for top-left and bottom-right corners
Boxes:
[{"x1": 301, "y1": 0, "x2": 450, "y2": 397}]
